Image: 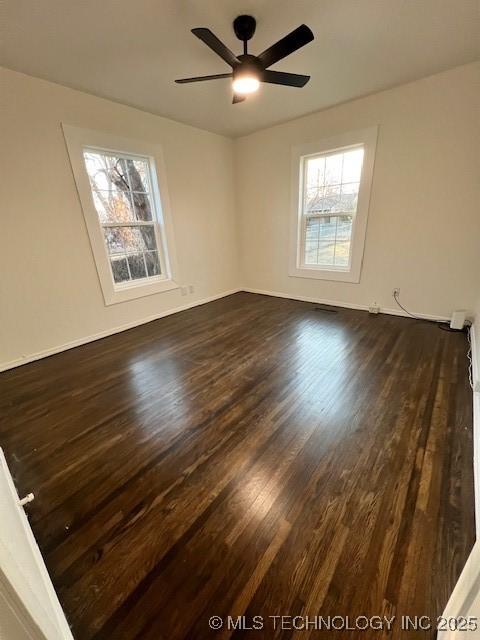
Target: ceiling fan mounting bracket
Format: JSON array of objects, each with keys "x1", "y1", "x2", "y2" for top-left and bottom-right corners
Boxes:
[{"x1": 233, "y1": 15, "x2": 256, "y2": 42}]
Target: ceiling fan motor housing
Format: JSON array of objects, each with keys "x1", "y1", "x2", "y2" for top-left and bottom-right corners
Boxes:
[
  {"x1": 234, "y1": 54, "x2": 263, "y2": 78},
  {"x1": 233, "y1": 15, "x2": 256, "y2": 42}
]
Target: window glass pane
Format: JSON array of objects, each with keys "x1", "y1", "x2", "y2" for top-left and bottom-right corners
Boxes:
[
  {"x1": 324, "y1": 153, "x2": 343, "y2": 185},
  {"x1": 334, "y1": 216, "x2": 353, "y2": 266},
  {"x1": 306, "y1": 156, "x2": 325, "y2": 190},
  {"x1": 93, "y1": 190, "x2": 135, "y2": 223},
  {"x1": 305, "y1": 217, "x2": 320, "y2": 264},
  {"x1": 128, "y1": 159, "x2": 151, "y2": 193},
  {"x1": 318, "y1": 217, "x2": 337, "y2": 241},
  {"x1": 84, "y1": 151, "x2": 153, "y2": 222},
  {"x1": 84, "y1": 152, "x2": 130, "y2": 192},
  {"x1": 104, "y1": 226, "x2": 160, "y2": 284},
  {"x1": 317, "y1": 239, "x2": 336, "y2": 265},
  {"x1": 305, "y1": 187, "x2": 325, "y2": 213},
  {"x1": 131, "y1": 192, "x2": 153, "y2": 222},
  {"x1": 305, "y1": 218, "x2": 336, "y2": 265},
  {"x1": 145, "y1": 251, "x2": 161, "y2": 276},
  {"x1": 323, "y1": 185, "x2": 341, "y2": 212},
  {"x1": 304, "y1": 216, "x2": 353, "y2": 268},
  {"x1": 127, "y1": 254, "x2": 147, "y2": 280},
  {"x1": 339, "y1": 183, "x2": 359, "y2": 212},
  {"x1": 103, "y1": 226, "x2": 157, "y2": 256},
  {"x1": 303, "y1": 149, "x2": 363, "y2": 213},
  {"x1": 342, "y1": 148, "x2": 364, "y2": 183},
  {"x1": 104, "y1": 227, "x2": 126, "y2": 255},
  {"x1": 110, "y1": 257, "x2": 130, "y2": 283},
  {"x1": 138, "y1": 225, "x2": 157, "y2": 250}
]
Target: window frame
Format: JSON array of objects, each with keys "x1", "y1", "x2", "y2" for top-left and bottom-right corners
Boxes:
[
  {"x1": 289, "y1": 126, "x2": 378, "y2": 283},
  {"x1": 62, "y1": 124, "x2": 178, "y2": 305}
]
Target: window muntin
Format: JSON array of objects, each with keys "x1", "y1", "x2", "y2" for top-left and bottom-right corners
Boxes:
[
  {"x1": 83, "y1": 150, "x2": 164, "y2": 286},
  {"x1": 301, "y1": 147, "x2": 364, "y2": 270}
]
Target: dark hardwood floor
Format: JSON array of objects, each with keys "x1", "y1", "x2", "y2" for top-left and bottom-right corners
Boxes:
[{"x1": 0, "y1": 292, "x2": 475, "y2": 639}]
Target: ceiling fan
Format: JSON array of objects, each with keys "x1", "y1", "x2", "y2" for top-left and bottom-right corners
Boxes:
[{"x1": 175, "y1": 15, "x2": 314, "y2": 103}]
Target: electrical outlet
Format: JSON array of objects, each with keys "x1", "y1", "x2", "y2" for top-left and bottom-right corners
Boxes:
[
  {"x1": 180, "y1": 286, "x2": 188, "y2": 296},
  {"x1": 189, "y1": 285, "x2": 195, "y2": 294},
  {"x1": 392, "y1": 288, "x2": 400, "y2": 297},
  {"x1": 369, "y1": 304, "x2": 380, "y2": 314}
]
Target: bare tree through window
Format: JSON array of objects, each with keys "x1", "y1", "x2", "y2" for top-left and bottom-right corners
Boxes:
[
  {"x1": 301, "y1": 147, "x2": 364, "y2": 268},
  {"x1": 84, "y1": 151, "x2": 163, "y2": 283}
]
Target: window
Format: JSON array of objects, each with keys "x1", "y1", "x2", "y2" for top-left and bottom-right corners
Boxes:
[
  {"x1": 290, "y1": 127, "x2": 378, "y2": 283},
  {"x1": 303, "y1": 147, "x2": 363, "y2": 269},
  {"x1": 62, "y1": 125, "x2": 178, "y2": 304},
  {"x1": 83, "y1": 150, "x2": 163, "y2": 285}
]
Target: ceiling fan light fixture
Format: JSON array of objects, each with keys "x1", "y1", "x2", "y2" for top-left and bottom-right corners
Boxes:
[
  {"x1": 232, "y1": 74, "x2": 260, "y2": 95},
  {"x1": 175, "y1": 17, "x2": 314, "y2": 101}
]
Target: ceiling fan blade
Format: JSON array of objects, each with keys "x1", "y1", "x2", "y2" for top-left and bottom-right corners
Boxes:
[
  {"x1": 262, "y1": 70, "x2": 310, "y2": 87},
  {"x1": 232, "y1": 94, "x2": 246, "y2": 104},
  {"x1": 175, "y1": 73, "x2": 232, "y2": 84},
  {"x1": 192, "y1": 28, "x2": 240, "y2": 67},
  {"x1": 257, "y1": 24, "x2": 314, "y2": 69}
]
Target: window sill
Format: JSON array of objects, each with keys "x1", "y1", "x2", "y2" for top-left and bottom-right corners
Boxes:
[
  {"x1": 288, "y1": 265, "x2": 360, "y2": 283},
  {"x1": 105, "y1": 278, "x2": 179, "y2": 305}
]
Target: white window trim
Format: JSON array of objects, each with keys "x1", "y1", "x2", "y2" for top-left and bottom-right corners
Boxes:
[
  {"x1": 62, "y1": 124, "x2": 179, "y2": 305},
  {"x1": 289, "y1": 126, "x2": 378, "y2": 283}
]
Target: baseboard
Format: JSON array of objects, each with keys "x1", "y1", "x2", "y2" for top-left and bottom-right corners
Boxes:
[
  {"x1": 0, "y1": 285, "x2": 460, "y2": 371},
  {"x1": 0, "y1": 288, "x2": 241, "y2": 373},
  {"x1": 242, "y1": 287, "x2": 450, "y2": 322}
]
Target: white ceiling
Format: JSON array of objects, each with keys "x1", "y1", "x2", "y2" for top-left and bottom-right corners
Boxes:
[{"x1": 3, "y1": 0, "x2": 479, "y2": 137}]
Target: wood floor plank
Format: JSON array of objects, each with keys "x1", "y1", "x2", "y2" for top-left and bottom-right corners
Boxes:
[{"x1": 0, "y1": 292, "x2": 474, "y2": 639}]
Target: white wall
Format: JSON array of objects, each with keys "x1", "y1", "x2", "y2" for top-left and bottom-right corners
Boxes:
[
  {"x1": 0, "y1": 68, "x2": 240, "y2": 368},
  {"x1": 235, "y1": 62, "x2": 480, "y2": 319},
  {"x1": 1, "y1": 63, "x2": 479, "y2": 370}
]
